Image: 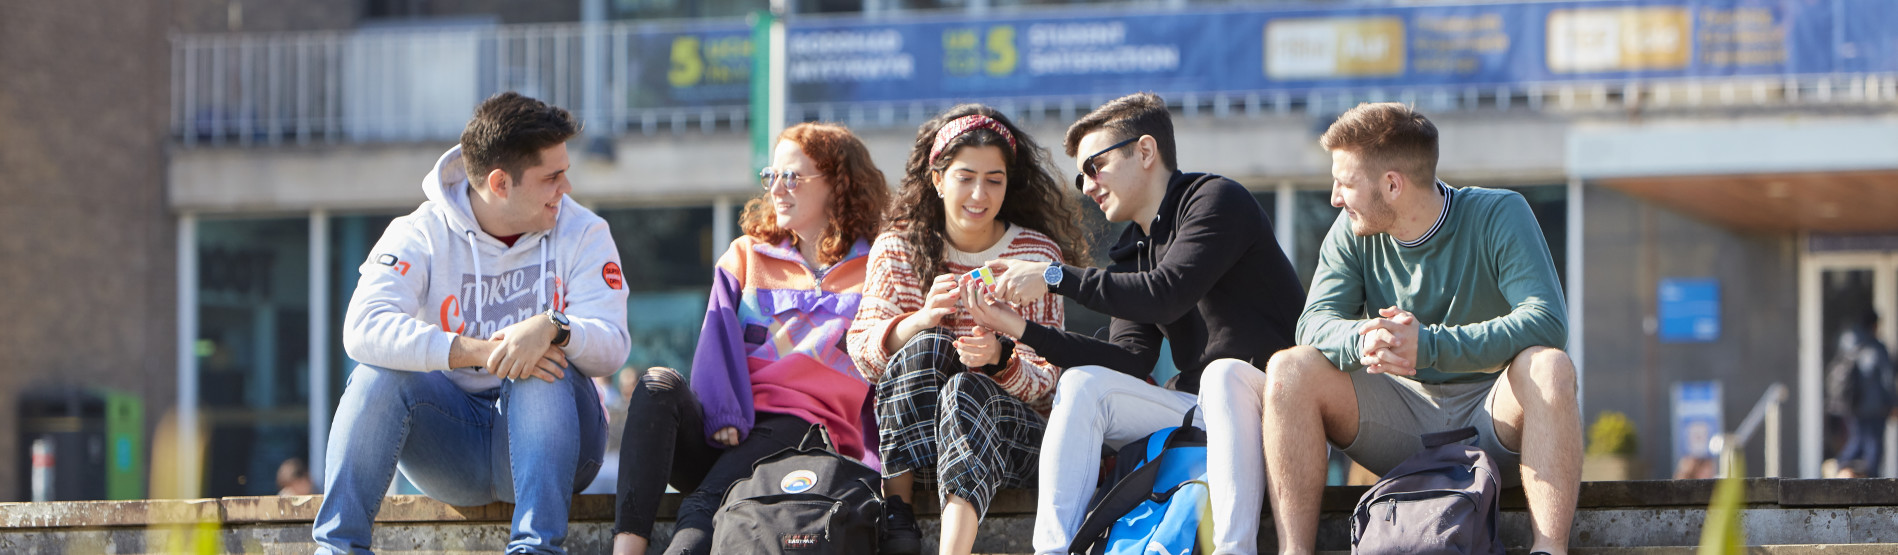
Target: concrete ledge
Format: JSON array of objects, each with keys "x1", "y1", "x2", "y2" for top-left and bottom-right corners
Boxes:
[{"x1": 6, "y1": 479, "x2": 1898, "y2": 554}]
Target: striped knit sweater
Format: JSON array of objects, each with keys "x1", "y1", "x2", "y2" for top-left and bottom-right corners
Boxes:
[{"x1": 847, "y1": 223, "x2": 1065, "y2": 412}]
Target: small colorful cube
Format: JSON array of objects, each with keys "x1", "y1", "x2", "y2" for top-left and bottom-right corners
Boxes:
[{"x1": 967, "y1": 267, "x2": 995, "y2": 286}]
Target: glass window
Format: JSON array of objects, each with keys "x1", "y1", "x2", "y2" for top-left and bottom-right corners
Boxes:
[
  {"x1": 1295, "y1": 189, "x2": 1343, "y2": 289},
  {"x1": 1252, "y1": 190, "x2": 1278, "y2": 228},
  {"x1": 599, "y1": 206, "x2": 722, "y2": 375},
  {"x1": 196, "y1": 217, "x2": 311, "y2": 497}
]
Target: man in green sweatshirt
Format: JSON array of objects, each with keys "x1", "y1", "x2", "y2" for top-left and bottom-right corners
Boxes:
[{"x1": 1261, "y1": 103, "x2": 1579, "y2": 555}]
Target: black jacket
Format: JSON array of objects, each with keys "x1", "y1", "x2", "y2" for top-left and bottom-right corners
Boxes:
[{"x1": 1019, "y1": 171, "x2": 1304, "y2": 394}]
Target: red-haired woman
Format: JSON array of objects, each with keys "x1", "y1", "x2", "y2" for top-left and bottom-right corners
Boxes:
[{"x1": 613, "y1": 122, "x2": 889, "y2": 555}]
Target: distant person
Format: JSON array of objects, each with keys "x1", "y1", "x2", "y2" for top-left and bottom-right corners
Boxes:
[
  {"x1": 277, "y1": 458, "x2": 314, "y2": 496},
  {"x1": 1262, "y1": 102, "x2": 1579, "y2": 555},
  {"x1": 612, "y1": 122, "x2": 889, "y2": 555},
  {"x1": 1831, "y1": 310, "x2": 1895, "y2": 478},
  {"x1": 314, "y1": 92, "x2": 631, "y2": 554}
]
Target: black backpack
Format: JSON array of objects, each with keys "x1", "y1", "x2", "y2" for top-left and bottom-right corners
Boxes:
[
  {"x1": 1349, "y1": 427, "x2": 1502, "y2": 555},
  {"x1": 711, "y1": 425, "x2": 884, "y2": 554},
  {"x1": 1826, "y1": 344, "x2": 1862, "y2": 417}
]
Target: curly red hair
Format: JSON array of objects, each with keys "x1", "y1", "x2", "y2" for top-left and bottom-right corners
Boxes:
[{"x1": 740, "y1": 122, "x2": 890, "y2": 265}]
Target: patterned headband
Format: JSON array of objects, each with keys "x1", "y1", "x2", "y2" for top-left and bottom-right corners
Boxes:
[{"x1": 928, "y1": 114, "x2": 1018, "y2": 165}]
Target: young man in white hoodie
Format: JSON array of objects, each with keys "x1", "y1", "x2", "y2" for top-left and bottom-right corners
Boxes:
[{"x1": 313, "y1": 92, "x2": 631, "y2": 554}]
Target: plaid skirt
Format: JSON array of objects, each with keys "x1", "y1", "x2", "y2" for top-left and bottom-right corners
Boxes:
[{"x1": 876, "y1": 329, "x2": 1045, "y2": 518}]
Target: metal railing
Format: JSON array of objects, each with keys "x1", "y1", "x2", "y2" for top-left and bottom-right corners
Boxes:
[
  {"x1": 1711, "y1": 382, "x2": 1788, "y2": 479},
  {"x1": 172, "y1": 21, "x2": 752, "y2": 147},
  {"x1": 172, "y1": 20, "x2": 1898, "y2": 148}
]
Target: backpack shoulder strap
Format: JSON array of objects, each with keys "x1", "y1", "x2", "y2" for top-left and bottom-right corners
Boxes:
[{"x1": 1068, "y1": 446, "x2": 1169, "y2": 554}]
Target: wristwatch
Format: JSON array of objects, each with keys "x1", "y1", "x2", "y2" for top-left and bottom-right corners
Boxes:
[
  {"x1": 546, "y1": 310, "x2": 572, "y2": 346},
  {"x1": 1042, "y1": 264, "x2": 1064, "y2": 289}
]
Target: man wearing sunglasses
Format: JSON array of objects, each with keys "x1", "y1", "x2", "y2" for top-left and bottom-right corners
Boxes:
[{"x1": 974, "y1": 92, "x2": 1304, "y2": 555}]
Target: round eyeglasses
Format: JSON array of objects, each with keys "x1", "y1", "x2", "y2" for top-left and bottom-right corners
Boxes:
[{"x1": 760, "y1": 168, "x2": 825, "y2": 191}]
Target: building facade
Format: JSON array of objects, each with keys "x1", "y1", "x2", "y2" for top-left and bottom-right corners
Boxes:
[{"x1": 6, "y1": 0, "x2": 1898, "y2": 500}]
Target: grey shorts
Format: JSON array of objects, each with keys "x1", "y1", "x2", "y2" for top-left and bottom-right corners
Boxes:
[{"x1": 1333, "y1": 370, "x2": 1523, "y2": 485}]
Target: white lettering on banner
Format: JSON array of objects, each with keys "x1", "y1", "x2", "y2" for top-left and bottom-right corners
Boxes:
[
  {"x1": 1027, "y1": 22, "x2": 1125, "y2": 48},
  {"x1": 1021, "y1": 21, "x2": 1178, "y2": 76},
  {"x1": 789, "y1": 55, "x2": 916, "y2": 82},
  {"x1": 789, "y1": 29, "x2": 904, "y2": 56},
  {"x1": 789, "y1": 29, "x2": 914, "y2": 82},
  {"x1": 1027, "y1": 46, "x2": 1180, "y2": 75}
]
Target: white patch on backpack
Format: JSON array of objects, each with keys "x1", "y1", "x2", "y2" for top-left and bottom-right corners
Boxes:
[{"x1": 780, "y1": 470, "x2": 818, "y2": 493}]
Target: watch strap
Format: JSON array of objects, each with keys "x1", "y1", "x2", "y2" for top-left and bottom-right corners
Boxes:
[{"x1": 548, "y1": 310, "x2": 571, "y2": 346}]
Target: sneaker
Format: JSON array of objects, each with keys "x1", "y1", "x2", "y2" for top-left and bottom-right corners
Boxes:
[{"x1": 880, "y1": 495, "x2": 923, "y2": 555}]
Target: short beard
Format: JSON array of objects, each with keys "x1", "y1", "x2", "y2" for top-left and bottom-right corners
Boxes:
[{"x1": 1350, "y1": 194, "x2": 1397, "y2": 237}]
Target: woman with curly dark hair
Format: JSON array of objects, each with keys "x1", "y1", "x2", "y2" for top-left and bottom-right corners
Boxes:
[
  {"x1": 613, "y1": 122, "x2": 889, "y2": 555},
  {"x1": 845, "y1": 104, "x2": 1090, "y2": 554}
]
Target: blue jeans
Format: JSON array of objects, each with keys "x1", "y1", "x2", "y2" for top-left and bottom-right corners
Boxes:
[
  {"x1": 313, "y1": 364, "x2": 605, "y2": 554},
  {"x1": 1840, "y1": 413, "x2": 1887, "y2": 476}
]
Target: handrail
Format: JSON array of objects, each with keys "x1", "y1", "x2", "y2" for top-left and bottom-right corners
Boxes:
[{"x1": 1711, "y1": 382, "x2": 1788, "y2": 478}]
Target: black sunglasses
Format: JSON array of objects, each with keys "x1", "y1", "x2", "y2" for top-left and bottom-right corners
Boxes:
[{"x1": 1073, "y1": 137, "x2": 1139, "y2": 191}]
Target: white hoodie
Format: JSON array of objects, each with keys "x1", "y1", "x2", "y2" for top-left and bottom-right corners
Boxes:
[{"x1": 342, "y1": 146, "x2": 632, "y2": 392}]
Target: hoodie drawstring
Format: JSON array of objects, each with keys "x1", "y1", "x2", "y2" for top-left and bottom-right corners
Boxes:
[
  {"x1": 535, "y1": 235, "x2": 550, "y2": 313},
  {"x1": 466, "y1": 230, "x2": 484, "y2": 335},
  {"x1": 463, "y1": 230, "x2": 558, "y2": 340}
]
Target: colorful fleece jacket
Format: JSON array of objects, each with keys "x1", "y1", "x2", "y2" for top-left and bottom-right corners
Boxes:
[{"x1": 690, "y1": 235, "x2": 877, "y2": 463}]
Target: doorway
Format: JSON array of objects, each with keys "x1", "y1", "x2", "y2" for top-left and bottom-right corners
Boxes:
[{"x1": 1799, "y1": 251, "x2": 1898, "y2": 478}]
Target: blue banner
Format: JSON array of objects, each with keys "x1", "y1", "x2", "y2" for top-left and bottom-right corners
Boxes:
[
  {"x1": 633, "y1": 0, "x2": 1898, "y2": 108},
  {"x1": 625, "y1": 22, "x2": 754, "y2": 109}
]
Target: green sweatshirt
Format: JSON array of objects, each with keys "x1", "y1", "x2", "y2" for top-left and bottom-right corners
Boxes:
[{"x1": 1297, "y1": 183, "x2": 1567, "y2": 384}]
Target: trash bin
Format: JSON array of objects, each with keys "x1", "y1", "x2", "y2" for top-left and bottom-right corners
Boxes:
[
  {"x1": 18, "y1": 388, "x2": 107, "y2": 501},
  {"x1": 105, "y1": 392, "x2": 144, "y2": 500}
]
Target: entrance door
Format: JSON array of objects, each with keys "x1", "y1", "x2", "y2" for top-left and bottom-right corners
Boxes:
[{"x1": 1799, "y1": 252, "x2": 1898, "y2": 477}]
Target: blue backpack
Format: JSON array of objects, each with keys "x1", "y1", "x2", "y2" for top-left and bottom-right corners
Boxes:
[{"x1": 1068, "y1": 408, "x2": 1214, "y2": 555}]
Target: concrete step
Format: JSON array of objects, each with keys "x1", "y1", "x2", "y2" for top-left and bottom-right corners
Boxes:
[
  {"x1": 1314, "y1": 548, "x2": 1898, "y2": 555},
  {"x1": 3, "y1": 479, "x2": 1897, "y2": 554}
]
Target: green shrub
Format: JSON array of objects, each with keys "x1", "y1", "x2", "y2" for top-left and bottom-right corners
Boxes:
[{"x1": 1587, "y1": 410, "x2": 1638, "y2": 457}]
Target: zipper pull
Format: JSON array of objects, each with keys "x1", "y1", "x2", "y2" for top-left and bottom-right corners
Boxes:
[
  {"x1": 1385, "y1": 498, "x2": 1397, "y2": 523},
  {"x1": 824, "y1": 501, "x2": 842, "y2": 542}
]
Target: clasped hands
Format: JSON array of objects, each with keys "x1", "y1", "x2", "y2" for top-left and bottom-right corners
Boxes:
[
  {"x1": 483, "y1": 315, "x2": 570, "y2": 384},
  {"x1": 1358, "y1": 306, "x2": 1420, "y2": 376}
]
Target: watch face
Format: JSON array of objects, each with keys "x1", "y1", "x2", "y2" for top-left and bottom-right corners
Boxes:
[
  {"x1": 1043, "y1": 265, "x2": 1062, "y2": 286},
  {"x1": 550, "y1": 311, "x2": 570, "y2": 326}
]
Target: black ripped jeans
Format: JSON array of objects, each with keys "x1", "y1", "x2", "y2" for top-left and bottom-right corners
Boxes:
[{"x1": 612, "y1": 368, "x2": 813, "y2": 555}]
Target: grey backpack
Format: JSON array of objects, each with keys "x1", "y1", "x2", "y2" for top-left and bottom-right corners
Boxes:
[{"x1": 1350, "y1": 427, "x2": 1502, "y2": 555}]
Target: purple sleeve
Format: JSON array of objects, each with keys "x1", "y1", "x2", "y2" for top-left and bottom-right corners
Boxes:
[{"x1": 689, "y1": 266, "x2": 755, "y2": 446}]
